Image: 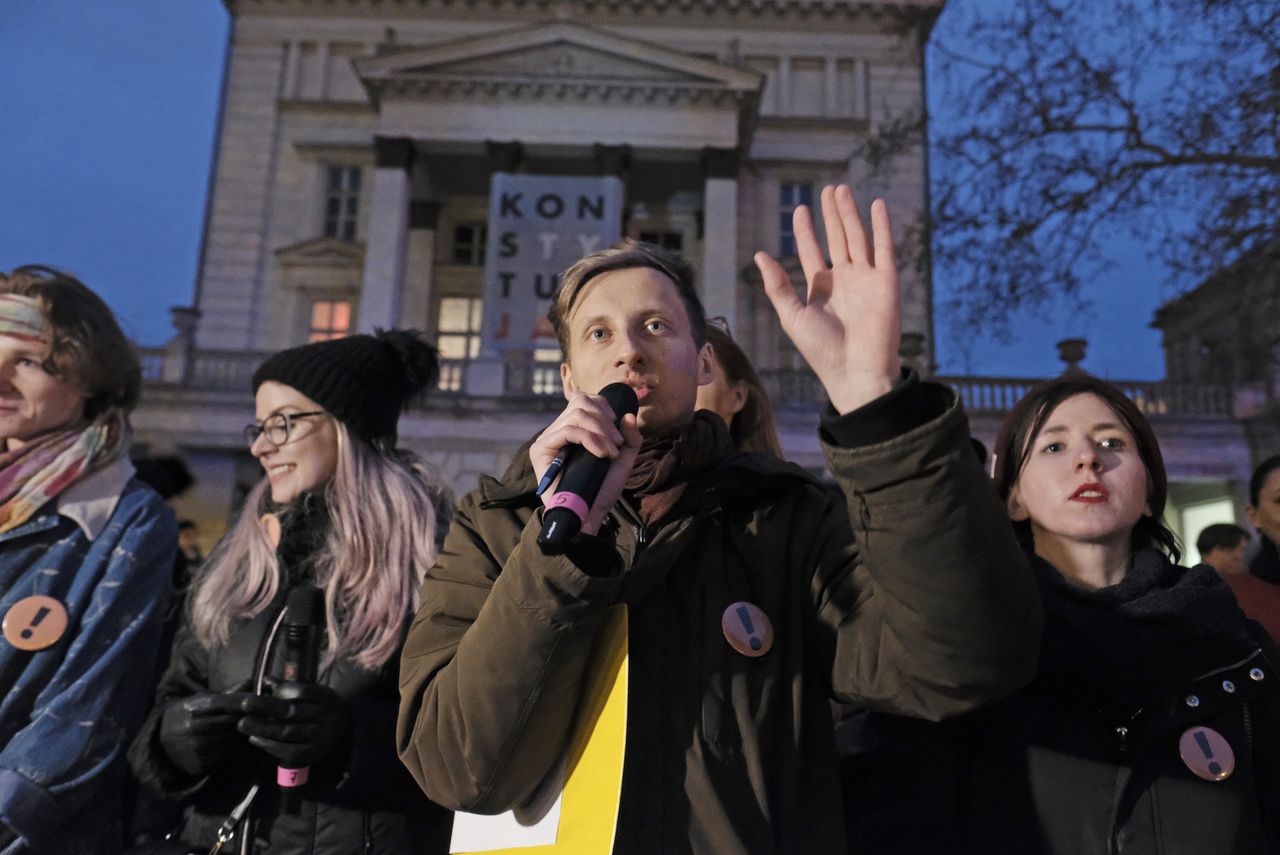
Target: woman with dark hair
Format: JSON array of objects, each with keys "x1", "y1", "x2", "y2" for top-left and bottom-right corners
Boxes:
[
  {"x1": 0, "y1": 266, "x2": 177, "y2": 853},
  {"x1": 977, "y1": 376, "x2": 1278, "y2": 852},
  {"x1": 129, "y1": 331, "x2": 452, "y2": 854},
  {"x1": 850, "y1": 374, "x2": 1280, "y2": 855},
  {"x1": 695, "y1": 324, "x2": 784, "y2": 456}
]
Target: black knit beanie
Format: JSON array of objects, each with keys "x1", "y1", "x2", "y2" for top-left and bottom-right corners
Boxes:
[{"x1": 252, "y1": 329, "x2": 439, "y2": 445}]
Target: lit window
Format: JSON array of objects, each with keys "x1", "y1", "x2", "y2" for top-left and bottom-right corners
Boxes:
[
  {"x1": 309, "y1": 300, "x2": 351, "y2": 342},
  {"x1": 323, "y1": 166, "x2": 361, "y2": 241},
  {"x1": 779, "y1": 183, "x2": 813, "y2": 256},
  {"x1": 638, "y1": 231, "x2": 684, "y2": 252},
  {"x1": 452, "y1": 224, "x2": 487, "y2": 265},
  {"x1": 532, "y1": 347, "x2": 563, "y2": 396},
  {"x1": 436, "y1": 296, "x2": 483, "y2": 391}
]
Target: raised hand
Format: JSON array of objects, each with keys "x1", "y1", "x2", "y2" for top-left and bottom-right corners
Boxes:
[{"x1": 754, "y1": 184, "x2": 901, "y2": 415}]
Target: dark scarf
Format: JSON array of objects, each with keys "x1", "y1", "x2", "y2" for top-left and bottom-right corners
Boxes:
[
  {"x1": 624, "y1": 411, "x2": 735, "y2": 525},
  {"x1": 272, "y1": 490, "x2": 331, "y2": 586},
  {"x1": 1035, "y1": 548, "x2": 1255, "y2": 714},
  {"x1": 1250, "y1": 536, "x2": 1280, "y2": 584}
]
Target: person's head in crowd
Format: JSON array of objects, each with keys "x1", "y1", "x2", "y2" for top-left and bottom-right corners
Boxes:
[
  {"x1": 1247, "y1": 453, "x2": 1280, "y2": 546},
  {"x1": 133, "y1": 455, "x2": 196, "y2": 500},
  {"x1": 0, "y1": 265, "x2": 141, "y2": 451},
  {"x1": 548, "y1": 239, "x2": 713, "y2": 439},
  {"x1": 695, "y1": 323, "x2": 784, "y2": 457},
  {"x1": 1196, "y1": 523, "x2": 1249, "y2": 575},
  {"x1": 190, "y1": 329, "x2": 442, "y2": 669},
  {"x1": 992, "y1": 374, "x2": 1179, "y2": 574},
  {"x1": 177, "y1": 519, "x2": 201, "y2": 557}
]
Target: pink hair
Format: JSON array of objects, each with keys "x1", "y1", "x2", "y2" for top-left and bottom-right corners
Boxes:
[{"x1": 189, "y1": 422, "x2": 440, "y2": 669}]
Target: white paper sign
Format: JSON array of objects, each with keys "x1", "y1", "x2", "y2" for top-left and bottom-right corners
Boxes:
[{"x1": 449, "y1": 758, "x2": 567, "y2": 852}]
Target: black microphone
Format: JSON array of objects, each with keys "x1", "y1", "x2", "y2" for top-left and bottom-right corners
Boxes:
[
  {"x1": 277, "y1": 585, "x2": 324, "y2": 811},
  {"x1": 537, "y1": 382, "x2": 639, "y2": 553}
]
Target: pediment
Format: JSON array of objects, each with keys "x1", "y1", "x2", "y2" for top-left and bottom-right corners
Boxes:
[
  {"x1": 356, "y1": 22, "x2": 761, "y2": 101},
  {"x1": 274, "y1": 237, "x2": 365, "y2": 268}
]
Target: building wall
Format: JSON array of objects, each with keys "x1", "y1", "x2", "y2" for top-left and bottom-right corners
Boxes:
[{"x1": 195, "y1": 2, "x2": 939, "y2": 364}]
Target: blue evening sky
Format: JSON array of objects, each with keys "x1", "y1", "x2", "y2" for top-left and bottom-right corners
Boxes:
[{"x1": 0, "y1": 1, "x2": 1170, "y2": 379}]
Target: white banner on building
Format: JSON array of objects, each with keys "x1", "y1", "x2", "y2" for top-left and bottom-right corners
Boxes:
[{"x1": 480, "y1": 173, "x2": 624, "y2": 354}]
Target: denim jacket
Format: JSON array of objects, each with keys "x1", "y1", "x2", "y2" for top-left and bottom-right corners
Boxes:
[{"x1": 0, "y1": 457, "x2": 176, "y2": 854}]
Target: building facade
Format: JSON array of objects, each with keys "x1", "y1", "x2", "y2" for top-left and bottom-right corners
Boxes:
[
  {"x1": 133, "y1": 0, "x2": 1261, "y2": 564},
  {"x1": 135, "y1": 0, "x2": 943, "y2": 545}
]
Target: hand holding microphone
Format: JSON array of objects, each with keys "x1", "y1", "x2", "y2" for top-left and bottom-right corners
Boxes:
[
  {"x1": 531, "y1": 382, "x2": 641, "y2": 552},
  {"x1": 235, "y1": 586, "x2": 348, "y2": 810},
  {"x1": 237, "y1": 681, "x2": 349, "y2": 770}
]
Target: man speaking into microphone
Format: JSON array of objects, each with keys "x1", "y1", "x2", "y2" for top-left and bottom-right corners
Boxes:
[{"x1": 398, "y1": 184, "x2": 1042, "y2": 854}]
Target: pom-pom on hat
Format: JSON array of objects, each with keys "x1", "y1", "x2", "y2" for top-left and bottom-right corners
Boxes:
[{"x1": 252, "y1": 329, "x2": 439, "y2": 445}]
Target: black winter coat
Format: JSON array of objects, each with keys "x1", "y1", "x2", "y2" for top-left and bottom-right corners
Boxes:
[
  {"x1": 128, "y1": 586, "x2": 452, "y2": 855},
  {"x1": 844, "y1": 551, "x2": 1280, "y2": 855}
]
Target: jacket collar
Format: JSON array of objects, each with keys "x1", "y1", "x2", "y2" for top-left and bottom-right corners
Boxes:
[{"x1": 57, "y1": 455, "x2": 135, "y2": 541}]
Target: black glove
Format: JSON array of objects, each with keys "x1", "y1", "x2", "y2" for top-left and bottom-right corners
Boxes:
[
  {"x1": 237, "y1": 682, "x2": 350, "y2": 770},
  {"x1": 158, "y1": 691, "x2": 264, "y2": 777}
]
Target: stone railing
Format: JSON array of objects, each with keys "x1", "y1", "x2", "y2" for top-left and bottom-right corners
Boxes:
[
  {"x1": 760, "y1": 368, "x2": 1234, "y2": 418},
  {"x1": 140, "y1": 347, "x2": 269, "y2": 392},
  {"x1": 141, "y1": 349, "x2": 1234, "y2": 418},
  {"x1": 140, "y1": 349, "x2": 563, "y2": 401}
]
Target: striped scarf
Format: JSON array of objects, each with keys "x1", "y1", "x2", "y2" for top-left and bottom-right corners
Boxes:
[{"x1": 0, "y1": 409, "x2": 130, "y2": 534}]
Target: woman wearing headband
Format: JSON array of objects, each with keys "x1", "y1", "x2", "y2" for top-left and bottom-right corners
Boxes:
[
  {"x1": 0, "y1": 266, "x2": 177, "y2": 854},
  {"x1": 129, "y1": 330, "x2": 452, "y2": 854}
]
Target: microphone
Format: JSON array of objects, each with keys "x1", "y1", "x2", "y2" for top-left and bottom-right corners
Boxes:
[
  {"x1": 277, "y1": 585, "x2": 324, "y2": 811},
  {"x1": 537, "y1": 382, "x2": 639, "y2": 553}
]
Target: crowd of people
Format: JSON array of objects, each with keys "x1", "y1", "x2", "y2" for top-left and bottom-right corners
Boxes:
[{"x1": 0, "y1": 183, "x2": 1276, "y2": 855}]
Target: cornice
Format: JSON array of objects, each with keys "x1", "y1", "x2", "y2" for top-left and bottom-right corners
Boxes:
[
  {"x1": 355, "y1": 20, "x2": 761, "y2": 114},
  {"x1": 227, "y1": 0, "x2": 942, "y2": 22},
  {"x1": 274, "y1": 236, "x2": 366, "y2": 267}
]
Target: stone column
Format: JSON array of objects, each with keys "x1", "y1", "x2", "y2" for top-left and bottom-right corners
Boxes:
[
  {"x1": 701, "y1": 147, "x2": 740, "y2": 332},
  {"x1": 401, "y1": 201, "x2": 440, "y2": 331},
  {"x1": 358, "y1": 136, "x2": 414, "y2": 332}
]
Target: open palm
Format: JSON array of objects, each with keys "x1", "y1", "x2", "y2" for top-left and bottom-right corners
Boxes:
[{"x1": 755, "y1": 184, "x2": 901, "y2": 415}]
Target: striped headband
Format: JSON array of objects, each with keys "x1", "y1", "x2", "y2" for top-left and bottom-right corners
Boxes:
[{"x1": 0, "y1": 294, "x2": 50, "y2": 344}]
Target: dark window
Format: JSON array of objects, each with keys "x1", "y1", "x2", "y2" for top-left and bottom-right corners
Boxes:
[
  {"x1": 452, "y1": 224, "x2": 488, "y2": 265},
  {"x1": 779, "y1": 182, "x2": 814, "y2": 256},
  {"x1": 323, "y1": 166, "x2": 361, "y2": 241}
]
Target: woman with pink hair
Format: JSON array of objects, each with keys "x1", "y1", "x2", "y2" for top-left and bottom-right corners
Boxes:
[{"x1": 129, "y1": 330, "x2": 452, "y2": 854}]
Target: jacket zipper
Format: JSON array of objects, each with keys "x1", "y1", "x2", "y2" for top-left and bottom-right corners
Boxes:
[{"x1": 616, "y1": 497, "x2": 649, "y2": 552}]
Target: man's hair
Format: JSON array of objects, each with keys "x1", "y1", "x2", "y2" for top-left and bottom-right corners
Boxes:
[
  {"x1": 1196, "y1": 523, "x2": 1249, "y2": 556},
  {"x1": 547, "y1": 239, "x2": 707, "y2": 355},
  {"x1": 0, "y1": 265, "x2": 141, "y2": 417}
]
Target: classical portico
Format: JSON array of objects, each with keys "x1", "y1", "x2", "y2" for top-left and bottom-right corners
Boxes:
[{"x1": 350, "y1": 21, "x2": 763, "y2": 339}]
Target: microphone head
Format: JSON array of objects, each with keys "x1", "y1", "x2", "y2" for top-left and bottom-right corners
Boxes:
[
  {"x1": 284, "y1": 585, "x2": 325, "y2": 628},
  {"x1": 598, "y1": 382, "x2": 640, "y2": 419}
]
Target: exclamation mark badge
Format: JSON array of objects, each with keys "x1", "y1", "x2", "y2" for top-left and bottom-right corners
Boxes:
[
  {"x1": 721, "y1": 601, "x2": 774, "y2": 658},
  {"x1": 3, "y1": 595, "x2": 69, "y2": 651},
  {"x1": 1179, "y1": 726, "x2": 1236, "y2": 781}
]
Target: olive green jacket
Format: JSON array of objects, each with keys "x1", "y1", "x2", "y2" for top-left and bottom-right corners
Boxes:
[{"x1": 398, "y1": 388, "x2": 1041, "y2": 854}]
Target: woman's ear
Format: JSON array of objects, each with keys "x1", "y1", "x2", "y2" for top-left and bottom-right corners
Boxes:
[
  {"x1": 1006, "y1": 486, "x2": 1030, "y2": 522},
  {"x1": 727, "y1": 380, "x2": 749, "y2": 417}
]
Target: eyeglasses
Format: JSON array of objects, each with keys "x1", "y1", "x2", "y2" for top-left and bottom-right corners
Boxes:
[{"x1": 243, "y1": 411, "x2": 326, "y2": 448}]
